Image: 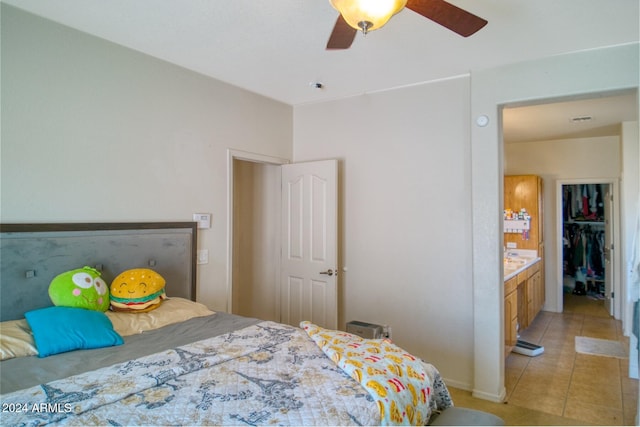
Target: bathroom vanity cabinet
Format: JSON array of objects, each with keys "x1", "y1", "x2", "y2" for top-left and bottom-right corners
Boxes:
[
  {"x1": 504, "y1": 257, "x2": 543, "y2": 356},
  {"x1": 504, "y1": 175, "x2": 545, "y2": 356}
]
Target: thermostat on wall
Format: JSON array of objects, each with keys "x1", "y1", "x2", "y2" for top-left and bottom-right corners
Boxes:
[{"x1": 193, "y1": 213, "x2": 211, "y2": 229}]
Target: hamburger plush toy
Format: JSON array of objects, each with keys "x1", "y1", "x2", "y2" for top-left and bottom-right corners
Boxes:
[{"x1": 110, "y1": 268, "x2": 167, "y2": 313}]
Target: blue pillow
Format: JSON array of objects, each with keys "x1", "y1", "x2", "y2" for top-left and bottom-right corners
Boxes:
[{"x1": 25, "y1": 306, "x2": 123, "y2": 358}]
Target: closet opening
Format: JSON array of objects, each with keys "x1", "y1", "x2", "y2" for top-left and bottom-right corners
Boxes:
[
  {"x1": 227, "y1": 149, "x2": 289, "y2": 322},
  {"x1": 560, "y1": 181, "x2": 615, "y2": 316},
  {"x1": 231, "y1": 159, "x2": 280, "y2": 321}
]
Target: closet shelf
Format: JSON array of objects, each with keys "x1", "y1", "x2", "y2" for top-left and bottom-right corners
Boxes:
[{"x1": 565, "y1": 220, "x2": 605, "y2": 226}]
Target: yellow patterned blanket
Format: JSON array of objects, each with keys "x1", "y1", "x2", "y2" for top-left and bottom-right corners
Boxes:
[{"x1": 301, "y1": 321, "x2": 440, "y2": 426}]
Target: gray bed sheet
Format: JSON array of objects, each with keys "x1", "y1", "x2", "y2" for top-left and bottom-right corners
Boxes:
[{"x1": 0, "y1": 311, "x2": 260, "y2": 394}]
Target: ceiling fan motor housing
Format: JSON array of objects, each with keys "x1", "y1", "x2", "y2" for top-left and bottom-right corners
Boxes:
[{"x1": 330, "y1": 0, "x2": 407, "y2": 33}]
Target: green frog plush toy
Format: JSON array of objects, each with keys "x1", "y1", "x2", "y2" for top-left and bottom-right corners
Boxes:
[{"x1": 48, "y1": 266, "x2": 110, "y2": 312}]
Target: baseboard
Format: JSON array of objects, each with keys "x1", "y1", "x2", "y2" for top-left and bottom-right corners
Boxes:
[
  {"x1": 443, "y1": 377, "x2": 506, "y2": 403},
  {"x1": 441, "y1": 377, "x2": 472, "y2": 391},
  {"x1": 471, "y1": 387, "x2": 506, "y2": 403}
]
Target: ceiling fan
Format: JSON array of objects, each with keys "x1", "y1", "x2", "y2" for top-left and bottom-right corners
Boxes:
[{"x1": 326, "y1": 0, "x2": 488, "y2": 49}]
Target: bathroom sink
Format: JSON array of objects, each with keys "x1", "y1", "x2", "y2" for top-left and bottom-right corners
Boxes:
[
  {"x1": 503, "y1": 250, "x2": 538, "y2": 279},
  {"x1": 504, "y1": 257, "x2": 527, "y2": 265},
  {"x1": 503, "y1": 265, "x2": 522, "y2": 280},
  {"x1": 503, "y1": 252, "x2": 540, "y2": 279}
]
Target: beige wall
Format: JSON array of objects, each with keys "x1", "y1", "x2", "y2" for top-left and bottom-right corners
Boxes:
[
  {"x1": 0, "y1": 5, "x2": 293, "y2": 311},
  {"x1": 294, "y1": 77, "x2": 476, "y2": 389},
  {"x1": 295, "y1": 44, "x2": 638, "y2": 397},
  {"x1": 505, "y1": 136, "x2": 621, "y2": 176}
]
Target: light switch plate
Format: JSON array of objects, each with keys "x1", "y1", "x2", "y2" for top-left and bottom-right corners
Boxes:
[
  {"x1": 197, "y1": 249, "x2": 209, "y2": 264},
  {"x1": 193, "y1": 213, "x2": 211, "y2": 229}
]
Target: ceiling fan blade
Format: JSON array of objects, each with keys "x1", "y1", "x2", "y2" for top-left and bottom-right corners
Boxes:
[
  {"x1": 326, "y1": 15, "x2": 357, "y2": 49},
  {"x1": 406, "y1": 0, "x2": 487, "y2": 37}
]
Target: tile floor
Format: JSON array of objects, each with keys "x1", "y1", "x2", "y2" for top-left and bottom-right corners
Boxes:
[{"x1": 446, "y1": 293, "x2": 639, "y2": 425}]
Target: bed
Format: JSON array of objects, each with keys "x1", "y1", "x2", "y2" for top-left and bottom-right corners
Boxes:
[{"x1": 0, "y1": 222, "x2": 452, "y2": 426}]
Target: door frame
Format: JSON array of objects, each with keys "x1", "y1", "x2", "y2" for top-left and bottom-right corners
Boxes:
[
  {"x1": 226, "y1": 149, "x2": 289, "y2": 314},
  {"x1": 555, "y1": 178, "x2": 621, "y2": 318}
]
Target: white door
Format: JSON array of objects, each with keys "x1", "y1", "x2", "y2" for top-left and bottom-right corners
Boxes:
[
  {"x1": 604, "y1": 188, "x2": 614, "y2": 315},
  {"x1": 280, "y1": 159, "x2": 338, "y2": 329}
]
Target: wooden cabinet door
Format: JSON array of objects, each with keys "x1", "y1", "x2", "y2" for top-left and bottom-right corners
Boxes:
[
  {"x1": 534, "y1": 270, "x2": 544, "y2": 315},
  {"x1": 505, "y1": 289, "x2": 518, "y2": 350},
  {"x1": 524, "y1": 265, "x2": 543, "y2": 325},
  {"x1": 526, "y1": 276, "x2": 535, "y2": 326},
  {"x1": 504, "y1": 175, "x2": 542, "y2": 251}
]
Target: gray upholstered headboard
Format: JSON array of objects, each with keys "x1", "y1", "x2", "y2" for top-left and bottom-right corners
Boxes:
[{"x1": 0, "y1": 222, "x2": 197, "y2": 322}]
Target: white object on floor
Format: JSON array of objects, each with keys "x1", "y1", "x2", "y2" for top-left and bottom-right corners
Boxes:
[
  {"x1": 575, "y1": 336, "x2": 628, "y2": 359},
  {"x1": 512, "y1": 340, "x2": 544, "y2": 356}
]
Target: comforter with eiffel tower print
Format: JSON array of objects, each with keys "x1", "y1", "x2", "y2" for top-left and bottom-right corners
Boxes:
[{"x1": 0, "y1": 321, "x2": 451, "y2": 426}]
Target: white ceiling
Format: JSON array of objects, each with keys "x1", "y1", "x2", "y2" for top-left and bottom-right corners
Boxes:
[
  {"x1": 3, "y1": 0, "x2": 639, "y2": 141},
  {"x1": 503, "y1": 92, "x2": 638, "y2": 143}
]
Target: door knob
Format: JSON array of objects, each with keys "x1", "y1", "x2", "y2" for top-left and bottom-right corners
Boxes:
[{"x1": 319, "y1": 269, "x2": 334, "y2": 276}]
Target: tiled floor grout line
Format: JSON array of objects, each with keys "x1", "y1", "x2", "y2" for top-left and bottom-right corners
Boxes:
[
  {"x1": 505, "y1": 332, "x2": 531, "y2": 402},
  {"x1": 615, "y1": 315, "x2": 625, "y2": 421},
  {"x1": 619, "y1": 357, "x2": 626, "y2": 420},
  {"x1": 617, "y1": 320, "x2": 632, "y2": 425},
  {"x1": 560, "y1": 312, "x2": 584, "y2": 418},
  {"x1": 506, "y1": 312, "x2": 553, "y2": 403}
]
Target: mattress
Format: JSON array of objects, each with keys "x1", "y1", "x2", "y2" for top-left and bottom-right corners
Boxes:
[{"x1": 1, "y1": 312, "x2": 452, "y2": 426}]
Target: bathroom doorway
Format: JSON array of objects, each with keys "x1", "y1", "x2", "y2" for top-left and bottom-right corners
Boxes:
[{"x1": 503, "y1": 92, "x2": 631, "y2": 316}]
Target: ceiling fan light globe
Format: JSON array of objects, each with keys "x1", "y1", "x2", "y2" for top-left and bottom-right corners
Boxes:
[{"x1": 329, "y1": 0, "x2": 407, "y2": 32}]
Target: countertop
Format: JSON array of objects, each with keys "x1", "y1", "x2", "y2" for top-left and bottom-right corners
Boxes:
[{"x1": 504, "y1": 249, "x2": 541, "y2": 281}]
